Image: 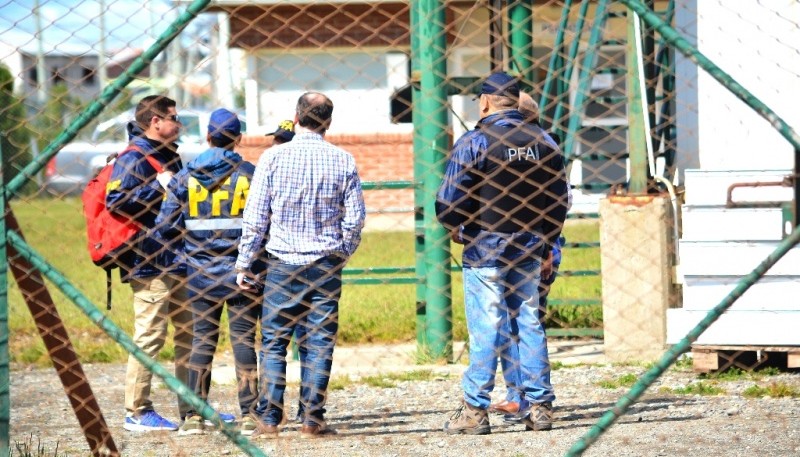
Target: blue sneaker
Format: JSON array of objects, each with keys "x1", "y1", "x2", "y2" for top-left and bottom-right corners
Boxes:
[
  {"x1": 204, "y1": 412, "x2": 237, "y2": 427},
  {"x1": 124, "y1": 410, "x2": 179, "y2": 432}
]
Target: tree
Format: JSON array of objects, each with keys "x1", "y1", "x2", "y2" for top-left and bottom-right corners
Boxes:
[{"x1": 0, "y1": 63, "x2": 33, "y2": 191}]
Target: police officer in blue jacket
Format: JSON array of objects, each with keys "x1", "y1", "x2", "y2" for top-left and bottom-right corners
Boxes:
[
  {"x1": 156, "y1": 109, "x2": 263, "y2": 436},
  {"x1": 107, "y1": 95, "x2": 193, "y2": 432},
  {"x1": 437, "y1": 73, "x2": 569, "y2": 435}
]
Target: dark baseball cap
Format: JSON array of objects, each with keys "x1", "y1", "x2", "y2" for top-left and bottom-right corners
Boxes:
[
  {"x1": 208, "y1": 109, "x2": 242, "y2": 141},
  {"x1": 265, "y1": 119, "x2": 295, "y2": 143},
  {"x1": 477, "y1": 72, "x2": 520, "y2": 98}
]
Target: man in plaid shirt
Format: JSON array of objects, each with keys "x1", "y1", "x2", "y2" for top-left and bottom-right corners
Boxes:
[{"x1": 235, "y1": 92, "x2": 366, "y2": 439}]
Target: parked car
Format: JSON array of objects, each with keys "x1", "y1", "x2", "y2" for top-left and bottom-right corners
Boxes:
[{"x1": 43, "y1": 109, "x2": 243, "y2": 196}]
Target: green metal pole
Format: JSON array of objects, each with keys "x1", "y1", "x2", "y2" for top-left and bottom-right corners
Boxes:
[
  {"x1": 415, "y1": 0, "x2": 452, "y2": 361},
  {"x1": 553, "y1": 0, "x2": 591, "y2": 141},
  {"x1": 627, "y1": 7, "x2": 648, "y2": 193},
  {"x1": 508, "y1": 0, "x2": 534, "y2": 86},
  {"x1": 0, "y1": 140, "x2": 9, "y2": 457},
  {"x1": 411, "y1": 2, "x2": 428, "y2": 346},
  {"x1": 563, "y1": 0, "x2": 610, "y2": 160},
  {"x1": 540, "y1": 0, "x2": 573, "y2": 124},
  {"x1": 6, "y1": 0, "x2": 212, "y2": 197}
]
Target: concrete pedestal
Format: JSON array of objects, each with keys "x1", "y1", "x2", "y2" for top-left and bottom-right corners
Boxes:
[{"x1": 600, "y1": 195, "x2": 676, "y2": 362}]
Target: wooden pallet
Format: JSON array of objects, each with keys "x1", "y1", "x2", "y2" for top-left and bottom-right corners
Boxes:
[{"x1": 691, "y1": 345, "x2": 800, "y2": 373}]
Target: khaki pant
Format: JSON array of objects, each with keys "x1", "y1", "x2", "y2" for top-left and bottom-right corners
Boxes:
[{"x1": 124, "y1": 276, "x2": 193, "y2": 418}]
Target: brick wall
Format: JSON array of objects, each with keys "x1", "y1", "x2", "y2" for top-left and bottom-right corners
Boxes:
[{"x1": 238, "y1": 132, "x2": 414, "y2": 212}]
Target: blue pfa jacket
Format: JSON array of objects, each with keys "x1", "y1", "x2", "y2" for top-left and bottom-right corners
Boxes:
[
  {"x1": 105, "y1": 133, "x2": 184, "y2": 280},
  {"x1": 156, "y1": 147, "x2": 262, "y2": 297},
  {"x1": 436, "y1": 110, "x2": 569, "y2": 268}
]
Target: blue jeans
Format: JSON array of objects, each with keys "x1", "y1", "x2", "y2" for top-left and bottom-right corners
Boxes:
[
  {"x1": 253, "y1": 255, "x2": 343, "y2": 426},
  {"x1": 502, "y1": 238, "x2": 563, "y2": 403},
  {"x1": 462, "y1": 260, "x2": 555, "y2": 409}
]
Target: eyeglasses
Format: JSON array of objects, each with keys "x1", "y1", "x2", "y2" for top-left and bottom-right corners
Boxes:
[{"x1": 158, "y1": 114, "x2": 181, "y2": 123}]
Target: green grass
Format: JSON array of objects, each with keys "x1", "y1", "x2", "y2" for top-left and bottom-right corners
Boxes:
[
  {"x1": 662, "y1": 381, "x2": 726, "y2": 396},
  {"x1": 7, "y1": 197, "x2": 601, "y2": 366},
  {"x1": 742, "y1": 382, "x2": 800, "y2": 399},
  {"x1": 597, "y1": 373, "x2": 638, "y2": 389},
  {"x1": 330, "y1": 369, "x2": 444, "y2": 390},
  {"x1": 700, "y1": 366, "x2": 782, "y2": 382}
]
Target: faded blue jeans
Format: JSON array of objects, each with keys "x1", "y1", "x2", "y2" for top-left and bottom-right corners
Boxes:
[
  {"x1": 462, "y1": 259, "x2": 555, "y2": 409},
  {"x1": 252, "y1": 255, "x2": 343, "y2": 426},
  {"x1": 502, "y1": 237, "x2": 564, "y2": 404}
]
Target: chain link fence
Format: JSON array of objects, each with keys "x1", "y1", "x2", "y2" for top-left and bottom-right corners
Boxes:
[{"x1": 1, "y1": 0, "x2": 799, "y2": 456}]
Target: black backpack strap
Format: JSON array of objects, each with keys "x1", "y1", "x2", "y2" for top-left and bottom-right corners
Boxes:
[{"x1": 105, "y1": 267, "x2": 113, "y2": 310}]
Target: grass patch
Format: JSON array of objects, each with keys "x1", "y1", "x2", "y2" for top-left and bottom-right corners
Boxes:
[
  {"x1": 328, "y1": 375, "x2": 354, "y2": 391},
  {"x1": 742, "y1": 382, "x2": 800, "y2": 399},
  {"x1": 672, "y1": 354, "x2": 694, "y2": 371},
  {"x1": 701, "y1": 366, "x2": 782, "y2": 382},
  {"x1": 330, "y1": 370, "x2": 443, "y2": 390},
  {"x1": 361, "y1": 369, "x2": 444, "y2": 388},
  {"x1": 361, "y1": 374, "x2": 399, "y2": 389},
  {"x1": 8, "y1": 198, "x2": 601, "y2": 366},
  {"x1": 597, "y1": 373, "x2": 638, "y2": 389},
  {"x1": 664, "y1": 381, "x2": 726, "y2": 396}
]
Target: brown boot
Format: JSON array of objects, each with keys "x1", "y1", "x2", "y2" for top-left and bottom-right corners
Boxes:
[
  {"x1": 300, "y1": 421, "x2": 338, "y2": 439},
  {"x1": 523, "y1": 402, "x2": 553, "y2": 431},
  {"x1": 444, "y1": 400, "x2": 491, "y2": 435}
]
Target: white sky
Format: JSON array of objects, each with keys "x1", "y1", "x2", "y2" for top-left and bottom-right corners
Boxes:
[{"x1": 0, "y1": 0, "x2": 203, "y2": 54}]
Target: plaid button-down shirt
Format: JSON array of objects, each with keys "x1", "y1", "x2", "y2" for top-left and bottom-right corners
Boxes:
[{"x1": 235, "y1": 132, "x2": 366, "y2": 268}]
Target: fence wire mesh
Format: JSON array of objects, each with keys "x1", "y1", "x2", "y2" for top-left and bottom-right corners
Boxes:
[{"x1": 1, "y1": 0, "x2": 799, "y2": 456}]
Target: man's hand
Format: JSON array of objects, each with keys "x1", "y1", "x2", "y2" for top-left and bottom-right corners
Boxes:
[
  {"x1": 236, "y1": 272, "x2": 252, "y2": 290},
  {"x1": 542, "y1": 249, "x2": 554, "y2": 280},
  {"x1": 450, "y1": 229, "x2": 464, "y2": 244}
]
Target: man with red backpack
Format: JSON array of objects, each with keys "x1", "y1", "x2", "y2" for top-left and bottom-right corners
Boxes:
[{"x1": 105, "y1": 95, "x2": 193, "y2": 432}]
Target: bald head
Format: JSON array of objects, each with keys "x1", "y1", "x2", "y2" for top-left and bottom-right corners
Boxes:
[
  {"x1": 519, "y1": 91, "x2": 540, "y2": 123},
  {"x1": 296, "y1": 91, "x2": 334, "y2": 133}
]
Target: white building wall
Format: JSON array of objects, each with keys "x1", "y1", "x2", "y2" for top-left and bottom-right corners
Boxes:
[{"x1": 679, "y1": 1, "x2": 800, "y2": 171}]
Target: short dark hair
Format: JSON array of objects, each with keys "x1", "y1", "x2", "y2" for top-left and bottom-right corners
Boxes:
[
  {"x1": 296, "y1": 92, "x2": 333, "y2": 132},
  {"x1": 135, "y1": 95, "x2": 176, "y2": 129},
  {"x1": 209, "y1": 135, "x2": 236, "y2": 149}
]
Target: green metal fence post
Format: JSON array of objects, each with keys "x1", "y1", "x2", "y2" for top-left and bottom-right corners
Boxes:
[
  {"x1": 0, "y1": 140, "x2": 8, "y2": 457},
  {"x1": 540, "y1": 0, "x2": 573, "y2": 128},
  {"x1": 410, "y1": 2, "x2": 428, "y2": 346},
  {"x1": 552, "y1": 0, "x2": 591, "y2": 141},
  {"x1": 627, "y1": 7, "x2": 648, "y2": 193},
  {"x1": 414, "y1": 0, "x2": 452, "y2": 361},
  {"x1": 508, "y1": 0, "x2": 534, "y2": 86},
  {"x1": 564, "y1": 0, "x2": 610, "y2": 160}
]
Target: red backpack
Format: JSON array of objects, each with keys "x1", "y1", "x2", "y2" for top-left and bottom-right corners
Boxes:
[{"x1": 82, "y1": 146, "x2": 163, "y2": 307}]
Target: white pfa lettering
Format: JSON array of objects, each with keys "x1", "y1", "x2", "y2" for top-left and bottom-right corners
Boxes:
[{"x1": 506, "y1": 145, "x2": 539, "y2": 161}]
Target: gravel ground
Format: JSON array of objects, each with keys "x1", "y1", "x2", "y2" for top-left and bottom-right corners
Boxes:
[{"x1": 9, "y1": 343, "x2": 800, "y2": 457}]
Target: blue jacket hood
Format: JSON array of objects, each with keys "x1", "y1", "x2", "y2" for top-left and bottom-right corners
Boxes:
[{"x1": 187, "y1": 148, "x2": 243, "y2": 189}]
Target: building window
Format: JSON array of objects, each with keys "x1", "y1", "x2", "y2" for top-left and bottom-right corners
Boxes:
[{"x1": 82, "y1": 67, "x2": 97, "y2": 85}]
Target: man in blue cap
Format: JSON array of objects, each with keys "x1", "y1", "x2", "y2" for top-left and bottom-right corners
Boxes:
[
  {"x1": 437, "y1": 72, "x2": 569, "y2": 434},
  {"x1": 156, "y1": 108, "x2": 264, "y2": 436}
]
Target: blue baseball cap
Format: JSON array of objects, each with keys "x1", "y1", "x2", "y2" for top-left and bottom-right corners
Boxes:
[
  {"x1": 478, "y1": 72, "x2": 520, "y2": 98},
  {"x1": 265, "y1": 119, "x2": 295, "y2": 143},
  {"x1": 208, "y1": 109, "x2": 242, "y2": 141}
]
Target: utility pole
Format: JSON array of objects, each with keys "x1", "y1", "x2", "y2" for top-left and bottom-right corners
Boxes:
[
  {"x1": 33, "y1": 0, "x2": 47, "y2": 105},
  {"x1": 98, "y1": 0, "x2": 107, "y2": 93}
]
